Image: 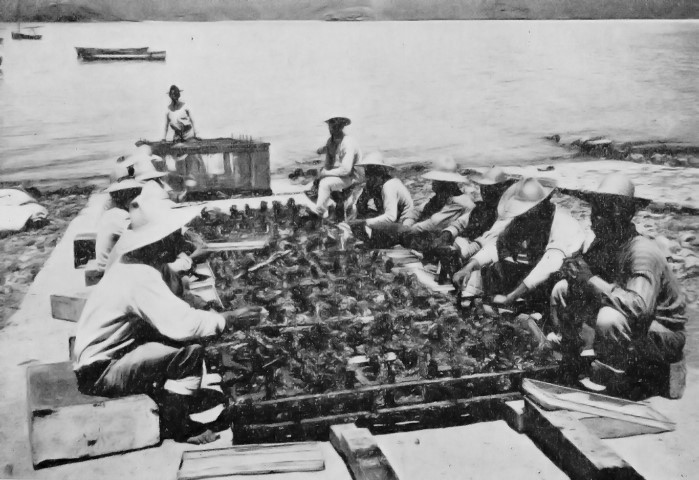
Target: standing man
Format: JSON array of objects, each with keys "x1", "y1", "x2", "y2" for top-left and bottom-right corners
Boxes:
[
  {"x1": 310, "y1": 117, "x2": 363, "y2": 216},
  {"x1": 551, "y1": 174, "x2": 685, "y2": 395},
  {"x1": 73, "y1": 198, "x2": 263, "y2": 444},
  {"x1": 453, "y1": 177, "x2": 585, "y2": 307}
]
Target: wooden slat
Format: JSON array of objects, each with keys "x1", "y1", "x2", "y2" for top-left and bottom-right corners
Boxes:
[
  {"x1": 178, "y1": 442, "x2": 324, "y2": 479},
  {"x1": 524, "y1": 398, "x2": 644, "y2": 480},
  {"x1": 232, "y1": 366, "x2": 558, "y2": 425},
  {"x1": 330, "y1": 426, "x2": 400, "y2": 480},
  {"x1": 233, "y1": 392, "x2": 520, "y2": 444}
]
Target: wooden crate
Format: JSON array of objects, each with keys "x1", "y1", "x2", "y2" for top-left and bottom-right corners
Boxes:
[
  {"x1": 27, "y1": 362, "x2": 160, "y2": 467},
  {"x1": 50, "y1": 290, "x2": 90, "y2": 322},
  {"x1": 143, "y1": 138, "x2": 271, "y2": 196},
  {"x1": 229, "y1": 366, "x2": 559, "y2": 444},
  {"x1": 73, "y1": 232, "x2": 96, "y2": 268}
]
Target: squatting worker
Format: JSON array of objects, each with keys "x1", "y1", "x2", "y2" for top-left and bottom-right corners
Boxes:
[
  {"x1": 73, "y1": 198, "x2": 264, "y2": 444},
  {"x1": 433, "y1": 166, "x2": 515, "y2": 261},
  {"x1": 349, "y1": 152, "x2": 417, "y2": 245},
  {"x1": 551, "y1": 174, "x2": 685, "y2": 395},
  {"x1": 453, "y1": 177, "x2": 584, "y2": 306},
  {"x1": 311, "y1": 117, "x2": 363, "y2": 216},
  {"x1": 94, "y1": 158, "x2": 143, "y2": 273}
]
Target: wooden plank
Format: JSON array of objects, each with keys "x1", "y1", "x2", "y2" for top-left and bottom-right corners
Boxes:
[
  {"x1": 502, "y1": 399, "x2": 526, "y2": 433},
  {"x1": 330, "y1": 424, "x2": 399, "y2": 480},
  {"x1": 50, "y1": 290, "x2": 90, "y2": 322},
  {"x1": 523, "y1": 398, "x2": 644, "y2": 480},
  {"x1": 523, "y1": 379, "x2": 674, "y2": 431},
  {"x1": 178, "y1": 442, "x2": 324, "y2": 479},
  {"x1": 204, "y1": 238, "x2": 269, "y2": 252},
  {"x1": 28, "y1": 362, "x2": 159, "y2": 467},
  {"x1": 232, "y1": 366, "x2": 558, "y2": 425},
  {"x1": 329, "y1": 424, "x2": 358, "y2": 453}
]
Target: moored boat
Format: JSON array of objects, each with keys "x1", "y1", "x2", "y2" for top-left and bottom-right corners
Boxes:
[
  {"x1": 12, "y1": 29, "x2": 42, "y2": 40},
  {"x1": 80, "y1": 51, "x2": 166, "y2": 62},
  {"x1": 75, "y1": 47, "x2": 149, "y2": 58}
]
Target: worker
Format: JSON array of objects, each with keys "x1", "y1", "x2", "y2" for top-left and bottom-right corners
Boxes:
[
  {"x1": 453, "y1": 177, "x2": 585, "y2": 307},
  {"x1": 163, "y1": 85, "x2": 205, "y2": 177},
  {"x1": 410, "y1": 156, "x2": 475, "y2": 233},
  {"x1": 551, "y1": 174, "x2": 685, "y2": 395},
  {"x1": 351, "y1": 152, "x2": 417, "y2": 240},
  {"x1": 310, "y1": 117, "x2": 363, "y2": 216},
  {"x1": 432, "y1": 166, "x2": 514, "y2": 261},
  {"x1": 134, "y1": 155, "x2": 175, "y2": 202},
  {"x1": 73, "y1": 198, "x2": 264, "y2": 444},
  {"x1": 94, "y1": 159, "x2": 143, "y2": 273}
]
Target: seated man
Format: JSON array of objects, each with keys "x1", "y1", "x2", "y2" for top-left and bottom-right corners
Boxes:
[
  {"x1": 73, "y1": 198, "x2": 263, "y2": 444},
  {"x1": 349, "y1": 152, "x2": 417, "y2": 246},
  {"x1": 95, "y1": 159, "x2": 143, "y2": 273},
  {"x1": 551, "y1": 174, "x2": 685, "y2": 395},
  {"x1": 411, "y1": 156, "x2": 474, "y2": 233},
  {"x1": 310, "y1": 117, "x2": 363, "y2": 217},
  {"x1": 453, "y1": 177, "x2": 584, "y2": 307},
  {"x1": 433, "y1": 166, "x2": 514, "y2": 261}
]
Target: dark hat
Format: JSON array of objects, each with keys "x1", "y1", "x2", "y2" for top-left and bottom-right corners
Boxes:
[
  {"x1": 168, "y1": 85, "x2": 182, "y2": 95},
  {"x1": 325, "y1": 117, "x2": 351, "y2": 127}
]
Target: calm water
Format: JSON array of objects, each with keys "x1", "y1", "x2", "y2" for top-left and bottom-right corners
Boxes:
[{"x1": 0, "y1": 20, "x2": 698, "y2": 184}]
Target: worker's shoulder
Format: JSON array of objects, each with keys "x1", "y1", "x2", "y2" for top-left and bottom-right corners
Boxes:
[{"x1": 628, "y1": 235, "x2": 666, "y2": 259}]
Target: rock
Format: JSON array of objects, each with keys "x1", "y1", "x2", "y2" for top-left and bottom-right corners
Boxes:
[
  {"x1": 650, "y1": 153, "x2": 669, "y2": 165},
  {"x1": 627, "y1": 153, "x2": 645, "y2": 163},
  {"x1": 665, "y1": 157, "x2": 681, "y2": 167},
  {"x1": 545, "y1": 134, "x2": 561, "y2": 143},
  {"x1": 675, "y1": 157, "x2": 690, "y2": 167},
  {"x1": 687, "y1": 156, "x2": 699, "y2": 168}
]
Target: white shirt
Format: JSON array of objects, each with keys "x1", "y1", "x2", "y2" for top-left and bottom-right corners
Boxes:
[
  {"x1": 473, "y1": 206, "x2": 585, "y2": 289},
  {"x1": 73, "y1": 261, "x2": 225, "y2": 369},
  {"x1": 365, "y1": 178, "x2": 417, "y2": 228},
  {"x1": 95, "y1": 208, "x2": 130, "y2": 271}
]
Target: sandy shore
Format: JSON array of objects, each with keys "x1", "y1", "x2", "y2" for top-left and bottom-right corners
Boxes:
[{"x1": 0, "y1": 158, "x2": 697, "y2": 478}]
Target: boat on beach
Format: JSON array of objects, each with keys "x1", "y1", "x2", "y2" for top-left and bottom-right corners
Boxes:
[
  {"x1": 75, "y1": 47, "x2": 149, "y2": 58},
  {"x1": 79, "y1": 50, "x2": 166, "y2": 62}
]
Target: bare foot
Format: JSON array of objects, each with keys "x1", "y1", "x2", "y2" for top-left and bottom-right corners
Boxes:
[{"x1": 186, "y1": 429, "x2": 219, "y2": 445}]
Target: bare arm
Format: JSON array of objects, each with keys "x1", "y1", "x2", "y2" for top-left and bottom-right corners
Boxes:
[
  {"x1": 163, "y1": 114, "x2": 170, "y2": 140},
  {"x1": 186, "y1": 109, "x2": 197, "y2": 138}
]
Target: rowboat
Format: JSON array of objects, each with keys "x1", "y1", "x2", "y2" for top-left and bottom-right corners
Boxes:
[
  {"x1": 12, "y1": 29, "x2": 42, "y2": 40},
  {"x1": 79, "y1": 51, "x2": 166, "y2": 62},
  {"x1": 75, "y1": 47, "x2": 149, "y2": 58}
]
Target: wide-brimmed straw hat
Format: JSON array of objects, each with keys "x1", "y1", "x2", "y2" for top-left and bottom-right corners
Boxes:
[
  {"x1": 471, "y1": 166, "x2": 510, "y2": 186},
  {"x1": 114, "y1": 197, "x2": 199, "y2": 256},
  {"x1": 356, "y1": 152, "x2": 395, "y2": 169},
  {"x1": 104, "y1": 160, "x2": 143, "y2": 193},
  {"x1": 579, "y1": 173, "x2": 650, "y2": 208},
  {"x1": 421, "y1": 156, "x2": 469, "y2": 183},
  {"x1": 498, "y1": 177, "x2": 556, "y2": 219},
  {"x1": 325, "y1": 117, "x2": 351, "y2": 127},
  {"x1": 134, "y1": 157, "x2": 168, "y2": 182}
]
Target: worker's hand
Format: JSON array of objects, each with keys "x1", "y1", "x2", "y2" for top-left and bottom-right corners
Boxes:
[
  {"x1": 452, "y1": 259, "x2": 480, "y2": 289},
  {"x1": 562, "y1": 257, "x2": 593, "y2": 284},
  {"x1": 432, "y1": 231, "x2": 454, "y2": 250},
  {"x1": 454, "y1": 238, "x2": 481, "y2": 259},
  {"x1": 223, "y1": 307, "x2": 264, "y2": 330},
  {"x1": 492, "y1": 294, "x2": 511, "y2": 306}
]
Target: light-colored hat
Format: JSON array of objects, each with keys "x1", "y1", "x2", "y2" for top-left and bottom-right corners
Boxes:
[
  {"x1": 471, "y1": 166, "x2": 510, "y2": 186},
  {"x1": 581, "y1": 173, "x2": 650, "y2": 207},
  {"x1": 356, "y1": 152, "x2": 395, "y2": 169},
  {"x1": 421, "y1": 156, "x2": 469, "y2": 183},
  {"x1": 134, "y1": 157, "x2": 168, "y2": 182},
  {"x1": 114, "y1": 197, "x2": 198, "y2": 256},
  {"x1": 104, "y1": 160, "x2": 142, "y2": 193},
  {"x1": 497, "y1": 177, "x2": 555, "y2": 219}
]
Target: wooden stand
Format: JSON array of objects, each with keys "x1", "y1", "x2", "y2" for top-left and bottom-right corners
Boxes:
[{"x1": 27, "y1": 362, "x2": 160, "y2": 468}]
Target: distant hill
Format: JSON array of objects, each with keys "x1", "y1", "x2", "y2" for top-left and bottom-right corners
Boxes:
[{"x1": 0, "y1": 0, "x2": 696, "y2": 22}]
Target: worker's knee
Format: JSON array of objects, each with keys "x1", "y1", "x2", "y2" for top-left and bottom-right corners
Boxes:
[{"x1": 595, "y1": 306, "x2": 630, "y2": 339}]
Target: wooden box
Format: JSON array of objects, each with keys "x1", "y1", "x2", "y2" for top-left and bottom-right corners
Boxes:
[
  {"x1": 144, "y1": 138, "x2": 271, "y2": 196},
  {"x1": 73, "y1": 232, "x2": 96, "y2": 268},
  {"x1": 27, "y1": 362, "x2": 160, "y2": 468},
  {"x1": 50, "y1": 290, "x2": 90, "y2": 322}
]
